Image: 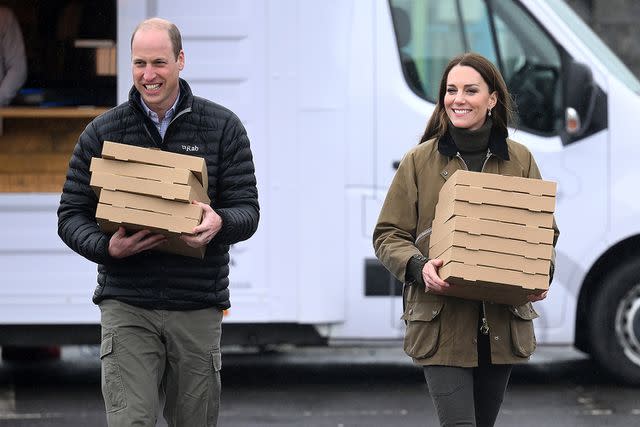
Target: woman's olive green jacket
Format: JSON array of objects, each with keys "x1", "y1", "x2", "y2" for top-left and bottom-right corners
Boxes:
[{"x1": 373, "y1": 130, "x2": 559, "y2": 367}]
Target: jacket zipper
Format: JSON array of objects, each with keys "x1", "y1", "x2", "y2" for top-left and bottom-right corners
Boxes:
[
  {"x1": 137, "y1": 103, "x2": 192, "y2": 147},
  {"x1": 481, "y1": 150, "x2": 493, "y2": 172},
  {"x1": 480, "y1": 150, "x2": 494, "y2": 335},
  {"x1": 480, "y1": 301, "x2": 490, "y2": 335},
  {"x1": 143, "y1": 123, "x2": 157, "y2": 146},
  {"x1": 456, "y1": 150, "x2": 494, "y2": 335},
  {"x1": 456, "y1": 150, "x2": 493, "y2": 172},
  {"x1": 162, "y1": 107, "x2": 191, "y2": 145},
  {"x1": 159, "y1": 107, "x2": 192, "y2": 144},
  {"x1": 455, "y1": 152, "x2": 469, "y2": 170},
  {"x1": 169, "y1": 107, "x2": 192, "y2": 127}
]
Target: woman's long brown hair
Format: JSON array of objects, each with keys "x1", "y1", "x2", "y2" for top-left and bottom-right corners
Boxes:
[{"x1": 419, "y1": 52, "x2": 515, "y2": 143}]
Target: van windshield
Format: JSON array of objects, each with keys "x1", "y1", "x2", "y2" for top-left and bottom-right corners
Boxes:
[{"x1": 545, "y1": 0, "x2": 640, "y2": 94}]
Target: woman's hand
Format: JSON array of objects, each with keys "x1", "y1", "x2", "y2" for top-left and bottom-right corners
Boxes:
[
  {"x1": 528, "y1": 290, "x2": 548, "y2": 302},
  {"x1": 421, "y1": 258, "x2": 450, "y2": 293}
]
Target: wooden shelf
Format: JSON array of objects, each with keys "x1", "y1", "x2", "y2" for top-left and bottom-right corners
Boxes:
[
  {"x1": 0, "y1": 106, "x2": 110, "y2": 119},
  {"x1": 0, "y1": 107, "x2": 105, "y2": 192}
]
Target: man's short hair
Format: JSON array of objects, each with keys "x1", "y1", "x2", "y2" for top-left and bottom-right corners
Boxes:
[{"x1": 130, "y1": 18, "x2": 183, "y2": 60}]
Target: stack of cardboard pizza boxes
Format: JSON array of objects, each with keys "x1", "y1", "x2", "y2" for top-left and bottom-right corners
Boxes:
[
  {"x1": 89, "y1": 141, "x2": 209, "y2": 259},
  {"x1": 428, "y1": 170, "x2": 557, "y2": 305}
]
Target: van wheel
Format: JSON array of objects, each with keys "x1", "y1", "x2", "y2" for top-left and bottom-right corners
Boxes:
[{"x1": 589, "y1": 260, "x2": 640, "y2": 385}]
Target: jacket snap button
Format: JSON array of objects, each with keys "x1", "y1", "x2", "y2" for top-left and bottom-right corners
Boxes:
[
  {"x1": 432, "y1": 310, "x2": 438, "y2": 315},
  {"x1": 494, "y1": 336, "x2": 500, "y2": 341},
  {"x1": 443, "y1": 171, "x2": 448, "y2": 176}
]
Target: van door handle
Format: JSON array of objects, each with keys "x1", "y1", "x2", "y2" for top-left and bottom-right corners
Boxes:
[{"x1": 392, "y1": 160, "x2": 400, "y2": 170}]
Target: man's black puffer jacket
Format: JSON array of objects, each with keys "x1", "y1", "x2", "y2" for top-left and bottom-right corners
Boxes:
[{"x1": 57, "y1": 79, "x2": 259, "y2": 310}]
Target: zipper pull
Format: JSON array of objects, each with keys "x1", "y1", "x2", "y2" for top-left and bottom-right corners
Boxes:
[
  {"x1": 480, "y1": 301, "x2": 490, "y2": 335},
  {"x1": 480, "y1": 317, "x2": 490, "y2": 335}
]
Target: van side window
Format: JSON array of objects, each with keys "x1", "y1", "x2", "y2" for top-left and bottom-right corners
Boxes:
[
  {"x1": 491, "y1": 0, "x2": 562, "y2": 134},
  {"x1": 389, "y1": 1, "x2": 466, "y2": 102},
  {"x1": 388, "y1": 0, "x2": 562, "y2": 135}
]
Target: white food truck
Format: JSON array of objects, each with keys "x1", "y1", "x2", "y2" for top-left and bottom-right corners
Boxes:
[{"x1": 1, "y1": 0, "x2": 640, "y2": 384}]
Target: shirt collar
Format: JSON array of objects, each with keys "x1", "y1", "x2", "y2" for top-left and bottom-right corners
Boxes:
[{"x1": 140, "y1": 90, "x2": 181, "y2": 121}]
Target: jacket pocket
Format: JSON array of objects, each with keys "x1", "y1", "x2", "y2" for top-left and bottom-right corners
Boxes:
[
  {"x1": 401, "y1": 301, "x2": 444, "y2": 359},
  {"x1": 100, "y1": 334, "x2": 127, "y2": 413},
  {"x1": 509, "y1": 303, "x2": 539, "y2": 358}
]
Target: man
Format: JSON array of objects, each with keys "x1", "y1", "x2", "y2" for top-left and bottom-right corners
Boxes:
[
  {"x1": 0, "y1": 6, "x2": 27, "y2": 106},
  {"x1": 57, "y1": 18, "x2": 259, "y2": 427}
]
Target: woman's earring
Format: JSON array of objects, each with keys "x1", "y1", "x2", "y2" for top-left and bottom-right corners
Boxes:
[{"x1": 488, "y1": 108, "x2": 492, "y2": 117}]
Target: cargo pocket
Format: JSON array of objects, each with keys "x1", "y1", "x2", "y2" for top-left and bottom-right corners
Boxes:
[
  {"x1": 401, "y1": 301, "x2": 444, "y2": 359},
  {"x1": 100, "y1": 334, "x2": 127, "y2": 413},
  {"x1": 208, "y1": 348, "x2": 222, "y2": 423},
  {"x1": 509, "y1": 303, "x2": 539, "y2": 358}
]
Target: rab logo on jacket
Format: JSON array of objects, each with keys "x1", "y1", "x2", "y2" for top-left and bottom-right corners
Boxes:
[{"x1": 182, "y1": 144, "x2": 199, "y2": 152}]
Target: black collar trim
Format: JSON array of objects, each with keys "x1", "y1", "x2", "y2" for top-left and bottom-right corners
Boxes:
[{"x1": 437, "y1": 126, "x2": 510, "y2": 160}]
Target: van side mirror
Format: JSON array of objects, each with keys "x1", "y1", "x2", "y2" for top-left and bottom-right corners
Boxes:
[{"x1": 563, "y1": 61, "x2": 599, "y2": 140}]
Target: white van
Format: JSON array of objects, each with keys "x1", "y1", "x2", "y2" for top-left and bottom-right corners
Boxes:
[{"x1": 1, "y1": 0, "x2": 639, "y2": 384}]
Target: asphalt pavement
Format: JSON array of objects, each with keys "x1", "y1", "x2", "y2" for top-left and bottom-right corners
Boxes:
[{"x1": 1, "y1": 344, "x2": 638, "y2": 426}]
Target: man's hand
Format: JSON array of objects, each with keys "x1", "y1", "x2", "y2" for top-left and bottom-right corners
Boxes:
[
  {"x1": 422, "y1": 258, "x2": 450, "y2": 293},
  {"x1": 181, "y1": 201, "x2": 223, "y2": 248},
  {"x1": 108, "y1": 227, "x2": 166, "y2": 258}
]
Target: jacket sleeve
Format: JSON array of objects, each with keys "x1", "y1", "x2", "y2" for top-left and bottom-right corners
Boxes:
[
  {"x1": 372, "y1": 151, "x2": 423, "y2": 283},
  {"x1": 526, "y1": 152, "x2": 560, "y2": 282},
  {"x1": 57, "y1": 121, "x2": 114, "y2": 265},
  {"x1": 211, "y1": 116, "x2": 260, "y2": 245}
]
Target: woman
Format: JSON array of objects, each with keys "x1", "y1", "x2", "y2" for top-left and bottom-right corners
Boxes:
[{"x1": 373, "y1": 52, "x2": 559, "y2": 427}]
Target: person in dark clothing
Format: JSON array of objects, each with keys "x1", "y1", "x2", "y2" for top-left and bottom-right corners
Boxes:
[
  {"x1": 373, "y1": 53, "x2": 559, "y2": 427},
  {"x1": 57, "y1": 17, "x2": 259, "y2": 427},
  {"x1": 0, "y1": 7, "x2": 27, "y2": 106}
]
